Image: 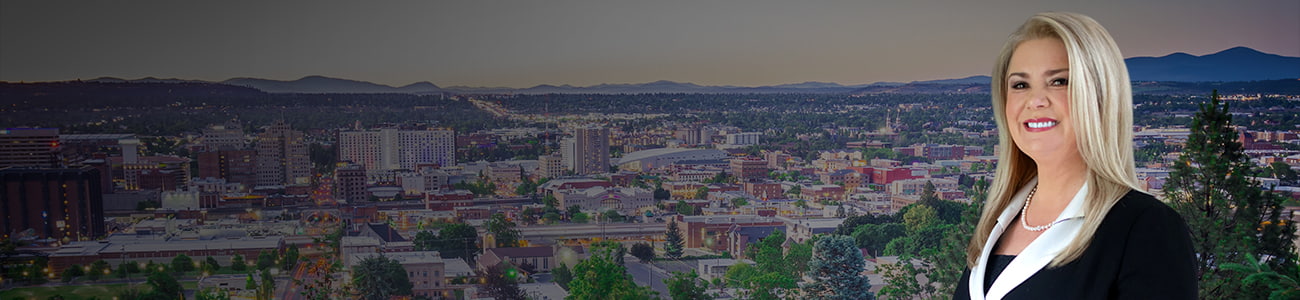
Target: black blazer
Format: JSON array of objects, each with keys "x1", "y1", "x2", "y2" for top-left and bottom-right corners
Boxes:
[{"x1": 954, "y1": 190, "x2": 1197, "y2": 300}]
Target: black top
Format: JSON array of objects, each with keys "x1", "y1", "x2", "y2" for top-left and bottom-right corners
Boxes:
[
  {"x1": 953, "y1": 190, "x2": 1197, "y2": 299},
  {"x1": 984, "y1": 255, "x2": 1016, "y2": 292}
]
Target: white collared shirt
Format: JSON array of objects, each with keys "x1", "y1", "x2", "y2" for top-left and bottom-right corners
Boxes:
[{"x1": 968, "y1": 177, "x2": 1089, "y2": 300}]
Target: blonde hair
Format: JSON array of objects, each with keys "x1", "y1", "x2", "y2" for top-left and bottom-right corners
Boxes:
[{"x1": 966, "y1": 12, "x2": 1144, "y2": 268}]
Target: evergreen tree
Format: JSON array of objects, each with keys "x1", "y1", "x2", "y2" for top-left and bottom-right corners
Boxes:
[
  {"x1": 554, "y1": 263, "x2": 574, "y2": 290},
  {"x1": 256, "y1": 250, "x2": 276, "y2": 271},
  {"x1": 257, "y1": 269, "x2": 276, "y2": 300},
  {"x1": 281, "y1": 244, "x2": 300, "y2": 270},
  {"x1": 802, "y1": 235, "x2": 874, "y2": 300},
  {"x1": 1165, "y1": 90, "x2": 1296, "y2": 299},
  {"x1": 204, "y1": 256, "x2": 221, "y2": 274},
  {"x1": 665, "y1": 221, "x2": 685, "y2": 259},
  {"x1": 231, "y1": 254, "x2": 247, "y2": 271}
]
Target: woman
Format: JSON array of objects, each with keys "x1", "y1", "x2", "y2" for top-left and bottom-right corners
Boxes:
[{"x1": 953, "y1": 12, "x2": 1196, "y2": 300}]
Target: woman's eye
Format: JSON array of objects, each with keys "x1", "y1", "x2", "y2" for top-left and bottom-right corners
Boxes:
[
  {"x1": 1051, "y1": 78, "x2": 1069, "y2": 86},
  {"x1": 1011, "y1": 82, "x2": 1027, "y2": 89}
]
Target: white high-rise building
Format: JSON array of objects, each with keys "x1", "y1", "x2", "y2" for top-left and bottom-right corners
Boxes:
[
  {"x1": 559, "y1": 138, "x2": 576, "y2": 172},
  {"x1": 339, "y1": 128, "x2": 455, "y2": 171},
  {"x1": 725, "y1": 132, "x2": 762, "y2": 146}
]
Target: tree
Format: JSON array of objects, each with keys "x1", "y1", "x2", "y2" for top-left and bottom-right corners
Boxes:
[
  {"x1": 835, "y1": 204, "x2": 847, "y2": 218},
  {"x1": 665, "y1": 221, "x2": 685, "y2": 259},
  {"x1": 204, "y1": 256, "x2": 221, "y2": 274},
  {"x1": 231, "y1": 254, "x2": 247, "y2": 271},
  {"x1": 352, "y1": 255, "x2": 414, "y2": 300},
  {"x1": 732, "y1": 197, "x2": 749, "y2": 208},
  {"x1": 282, "y1": 244, "x2": 301, "y2": 270},
  {"x1": 665, "y1": 271, "x2": 711, "y2": 300},
  {"x1": 630, "y1": 242, "x2": 656, "y2": 263},
  {"x1": 902, "y1": 204, "x2": 938, "y2": 234},
  {"x1": 486, "y1": 213, "x2": 522, "y2": 248},
  {"x1": 543, "y1": 194, "x2": 560, "y2": 207},
  {"x1": 1165, "y1": 90, "x2": 1296, "y2": 299},
  {"x1": 602, "y1": 209, "x2": 625, "y2": 223},
  {"x1": 413, "y1": 230, "x2": 437, "y2": 251},
  {"x1": 573, "y1": 212, "x2": 590, "y2": 223},
  {"x1": 675, "y1": 200, "x2": 695, "y2": 216},
  {"x1": 543, "y1": 212, "x2": 562, "y2": 224},
  {"x1": 62, "y1": 265, "x2": 83, "y2": 283},
  {"x1": 852, "y1": 223, "x2": 906, "y2": 258},
  {"x1": 694, "y1": 186, "x2": 710, "y2": 200},
  {"x1": 437, "y1": 223, "x2": 480, "y2": 262},
  {"x1": 147, "y1": 271, "x2": 182, "y2": 300},
  {"x1": 566, "y1": 241, "x2": 656, "y2": 300},
  {"x1": 257, "y1": 269, "x2": 276, "y2": 300},
  {"x1": 1220, "y1": 253, "x2": 1300, "y2": 299},
  {"x1": 567, "y1": 204, "x2": 582, "y2": 217},
  {"x1": 802, "y1": 235, "x2": 874, "y2": 300},
  {"x1": 87, "y1": 260, "x2": 110, "y2": 281},
  {"x1": 256, "y1": 250, "x2": 276, "y2": 271},
  {"x1": 554, "y1": 263, "x2": 574, "y2": 290},
  {"x1": 654, "y1": 187, "x2": 672, "y2": 200},
  {"x1": 172, "y1": 254, "x2": 195, "y2": 273},
  {"x1": 484, "y1": 262, "x2": 527, "y2": 300}
]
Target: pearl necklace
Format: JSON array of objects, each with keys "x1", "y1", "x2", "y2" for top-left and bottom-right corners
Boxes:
[{"x1": 1020, "y1": 186, "x2": 1063, "y2": 232}]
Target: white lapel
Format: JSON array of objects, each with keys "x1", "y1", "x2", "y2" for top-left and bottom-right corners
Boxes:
[{"x1": 968, "y1": 178, "x2": 1089, "y2": 300}]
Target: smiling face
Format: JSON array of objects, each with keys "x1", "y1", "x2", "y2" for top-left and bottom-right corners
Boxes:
[{"x1": 1005, "y1": 37, "x2": 1081, "y2": 165}]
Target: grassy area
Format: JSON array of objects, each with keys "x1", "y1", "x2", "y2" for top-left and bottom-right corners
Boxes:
[
  {"x1": 0, "y1": 283, "x2": 151, "y2": 300},
  {"x1": 0, "y1": 278, "x2": 202, "y2": 300}
]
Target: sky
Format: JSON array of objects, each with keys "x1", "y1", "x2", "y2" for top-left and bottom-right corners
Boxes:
[{"x1": 1, "y1": 0, "x2": 1297, "y2": 88}]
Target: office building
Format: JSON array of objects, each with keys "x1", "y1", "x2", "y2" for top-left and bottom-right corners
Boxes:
[
  {"x1": 0, "y1": 128, "x2": 61, "y2": 168},
  {"x1": 572, "y1": 126, "x2": 610, "y2": 175},
  {"x1": 255, "y1": 120, "x2": 310, "y2": 187},
  {"x1": 338, "y1": 127, "x2": 455, "y2": 172},
  {"x1": 0, "y1": 166, "x2": 105, "y2": 241}
]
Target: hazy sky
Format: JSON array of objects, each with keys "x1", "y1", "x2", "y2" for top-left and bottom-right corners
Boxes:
[{"x1": 2, "y1": 0, "x2": 1296, "y2": 88}]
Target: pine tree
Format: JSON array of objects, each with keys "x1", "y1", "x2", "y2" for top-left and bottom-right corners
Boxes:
[
  {"x1": 665, "y1": 220, "x2": 685, "y2": 259},
  {"x1": 802, "y1": 235, "x2": 874, "y2": 300},
  {"x1": 1165, "y1": 90, "x2": 1296, "y2": 299}
]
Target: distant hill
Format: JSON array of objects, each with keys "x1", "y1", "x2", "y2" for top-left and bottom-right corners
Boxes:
[
  {"x1": 7, "y1": 47, "x2": 1296, "y2": 95},
  {"x1": 1125, "y1": 47, "x2": 1300, "y2": 82},
  {"x1": 221, "y1": 76, "x2": 442, "y2": 94}
]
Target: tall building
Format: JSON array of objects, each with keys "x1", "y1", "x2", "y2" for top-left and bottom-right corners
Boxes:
[
  {"x1": 338, "y1": 128, "x2": 455, "y2": 171},
  {"x1": 0, "y1": 128, "x2": 61, "y2": 168},
  {"x1": 725, "y1": 132, "x2": 762, "y2": 146},
  {"x1": 199, "y1": 119, "x2": 246, "y2": 151},
  {"x1": 730, "y1": 157, "x2": 769, "y2": 181},
  {"x1": 255, "y1": 120, "x2": 311, "y2": 187},
  {"x1": 0, "y1": 166, "x2": 105, "y2": 241},
  {"x1": 197, "y1": 150, "x2": 257, "y2": 190},
  {"x1": 559, "y1": 138, "x2": 576, "y2": 171},
  {"x1": 538, "y1": 154, "x2": 564, "y2": 179},
  {"x1": 573, "y1": 126, "x2": 610, "y2": 175},
  {"x1": 335, "y1": 162, "x2": 368, "y2": 203}
]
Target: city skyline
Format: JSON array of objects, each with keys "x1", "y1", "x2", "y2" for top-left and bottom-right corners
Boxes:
[{"x1": 1, "y1": 0, "x2": 1297, "y2": 88}]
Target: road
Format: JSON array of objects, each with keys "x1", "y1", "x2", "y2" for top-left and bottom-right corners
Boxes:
[{"x1": 625, "y1": 256, "x2": 673, "y2": 297}]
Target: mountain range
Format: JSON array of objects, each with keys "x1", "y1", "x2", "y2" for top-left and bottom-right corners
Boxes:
[{"x1": 62, "y1": 47, "x2": 1300, "y2": 94}]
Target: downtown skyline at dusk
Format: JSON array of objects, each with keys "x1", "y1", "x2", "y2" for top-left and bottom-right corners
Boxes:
[{"x1": 2, "y1": 0, "x2": 1297, "y2": 88}]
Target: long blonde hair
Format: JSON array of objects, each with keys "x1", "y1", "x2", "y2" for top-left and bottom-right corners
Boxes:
[{"x1": 966, "y1": 12, "x2": 1144, "y2": 268}]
